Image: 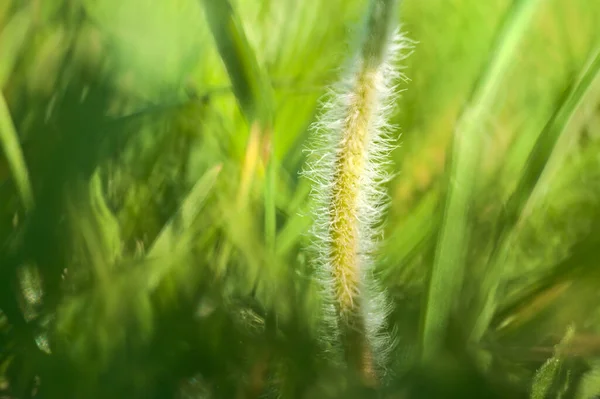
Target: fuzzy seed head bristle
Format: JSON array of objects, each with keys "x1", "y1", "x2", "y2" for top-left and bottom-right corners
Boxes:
[{"x1": 303, "y1": 28, "x2": 412, "y2": 377}]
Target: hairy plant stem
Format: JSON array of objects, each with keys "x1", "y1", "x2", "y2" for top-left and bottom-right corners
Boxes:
[
  {"x1": 330, "y1": 67, "x2": 380, "y2": 384},
  {"x1": 306, "y1": 0, "x2": 404, "y2": 385}
]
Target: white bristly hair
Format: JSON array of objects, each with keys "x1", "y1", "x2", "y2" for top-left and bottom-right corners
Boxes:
[{"x1": 303, "y1": 21, "x2": 412, "y2": 379}]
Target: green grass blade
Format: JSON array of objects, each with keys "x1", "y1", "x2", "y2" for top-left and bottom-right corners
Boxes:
[
  {"x1": 200, "y1": 0, "x2": 273, "y2": 124},
  {"x1": 530, "y1": 326, "x2": 575, "y2": 399},
  {"x1": 0, "y1": 93, "x2": 33, "y2": 211},
  {"x1": 149, "y1": 164, "x2": 222, "y2": 256},
  {"x1": 493, "y1": 205, "x2": 600, "y2": 336},
  {"x1": 471, "y1": 47, "x2": 600, "y2": 343},
  {"x1": 575, "y1": 360, "x2": 600, "y2": 399},
  {"x1": 505, "y1": 48, "x2": 600, "y2": 230},
  {"x1": 275, "y1": 184, "x2": 312, "y2": 258},
  {"x1": 0, "y1": 6, "x2": 32, "y2": 87},
  {"x1": 379, "y1": 190, "x2": 439, "y2": 284},
  {"x1": 147, "y1": 164, "x2": 222, "y2": 288},
  {"x1": 0, "y1": 6, "x2": 34, "y2": 211},
  {"x1": 264, "y1": 133, "x2": 276, "y2": 253},
  {"x1": 66, "y1": 171, "x2": 123, "y2": 283},
  {"x1": 200, "y1": 0, "x2": 276, "y2": 255},
  {"x1": 420, "y1": 0, "x2": 544, "y2": 362}
]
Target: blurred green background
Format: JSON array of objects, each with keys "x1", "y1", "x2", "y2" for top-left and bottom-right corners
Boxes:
[{"x1": 1, "y1": 0, "x2": 600, "y2": 398}]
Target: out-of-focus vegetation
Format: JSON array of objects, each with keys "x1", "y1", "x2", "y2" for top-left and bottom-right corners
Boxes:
[{"x1": 1, "y1": 0, "x2": 600, "y2": 398}]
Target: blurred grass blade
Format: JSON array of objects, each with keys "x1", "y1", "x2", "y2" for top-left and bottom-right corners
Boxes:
[
  {"x1": 149, "y1": 164, "x2": 222, "y2": 257},
  {"x1": 274, "y1": 178, "x2": 313, "y2": 257},
  {"x1": 201, "y1": 0, "x2": 276, "y2": 257},
  {"x1": 503, "y1": 47, "x2": 600, "y2": 229},
  {"x1": 147, "y1": 164, "x2": 221, "y2": 289},
  {"x1": 264, "y1": 133, "x2": 276, "y2": 252},
  {"x1": 0, "y1": 5, "x2": 33, "y2": 87},
  {"x1": 237, "y1": 123, "x2": 262, "y2": 208},
  {"x1": 471, "y1": 47, "x2": 600, "y2": 343},
  {"x1": 65, "y1": 171, "x2": 122, "y2": 283},
  {"x1": 494, "y1": 214, "x2": 600, "y2": 335},
  {"x1": 576, "y1": 360, "x2": 600, "y2": 399},
  {"x1": 200, "y1": 0, "x2": 274, "y2": 124},
  {"x1": 420, "y1": 0, "x2": 543, "y2": 362},
  {"x1": 380, "y1": 190, "x2": 439, "y2": 283},
  {"x1": 0, "y1": 93, "x2": 33, "y2": 211},
  {"x1": 0, "y1": 5, "x2": 34, "y2": 211},
  {"x1": 530, "y1": 326, "x2": 575, "y2": 399}
]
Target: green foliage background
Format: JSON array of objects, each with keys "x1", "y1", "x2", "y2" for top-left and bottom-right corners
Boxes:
[{"x1": 1, "y1": 0, "x2": 600, "y2": 398}]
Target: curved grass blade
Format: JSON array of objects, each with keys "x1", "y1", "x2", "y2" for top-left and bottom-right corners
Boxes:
[
  {"x1": 0, "y1": 93, "x2": 33, "y2": 211},
  {"x1": 200, "y1": 0, "x2": 273, "y2": 124},
  {"x1": 201, "y1": 0, "x2": 277, "y2": 255},
  {"x1": 493, "y1": 206, "x2": 600, "y2": 335},
  {"x1": 420, "y1": 0, "x2": 544, "y2": 362},
  {"x1": 471, "y1": 47, "x2": 600, "y2": 343},
  {"x1": 147, "y1": 164, "x2": 222, "y2": 289},
  {"x1": 0, "y1": 7, "x2": 34, "y2": 210}
]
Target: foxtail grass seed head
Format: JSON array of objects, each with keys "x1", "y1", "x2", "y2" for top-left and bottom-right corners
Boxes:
[{"x1": 303, "y1": 0, "x2": 410, "y2": 384}]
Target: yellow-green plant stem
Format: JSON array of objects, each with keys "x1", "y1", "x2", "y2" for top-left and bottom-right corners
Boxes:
[
  {"x1": 330, "y1": 68, "x2": 380, "y2": 383},
  {"x1": 314, "y1": 0, "x2": 400, "y2": 384},
  {"x1": 330, "y1": 70, "x2": 379, "y2": 321}
]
